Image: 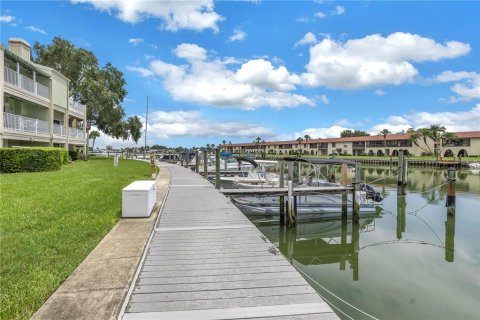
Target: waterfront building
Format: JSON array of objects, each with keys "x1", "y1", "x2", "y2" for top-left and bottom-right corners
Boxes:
[
  {"x1": 220, "y1": 131, "x2": 480, "y2": 158},
  {"x1": 0, "y1": 38, "x2": 86, "y2": 155}
]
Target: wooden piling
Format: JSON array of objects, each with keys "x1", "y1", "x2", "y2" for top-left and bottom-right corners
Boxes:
[
  {"x1": 340, "y1": 164, "x2": 348, "y2": 219},
  {"x1": 195, "y1": 151, "x2": 200, "y2": 173},
  {"x1": 279, "y1": 161, "x2": 285, "y2": 225},
  {"x1": 447, "y1": 167, "x2": 456, "y2": 215},
  {"x1": 340, "y1": 219, "x2": 347, "y2": 270},
  {"x1": 203, "y1": 149, "x2": 208, "y2": 179},
  {"x1": 352, "y1": 162, "x2": 360, "y2": 223},
  {"x1": 396, "y1": 193, "x2": 406, "y2": 240},
  {"x1": 215, "y1": 148, "x2": 221, "y2": 189},
  {"x1": 397, "y1": 150, "x2": 404, "y2": 188},
  {"x1": 287, "y1": 180, "x2": 295, "y2": 226}
]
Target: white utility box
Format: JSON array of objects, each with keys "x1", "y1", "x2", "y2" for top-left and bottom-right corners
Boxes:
[{"x1": 122, "y1": 180, "x2": 156, "y2": 218}]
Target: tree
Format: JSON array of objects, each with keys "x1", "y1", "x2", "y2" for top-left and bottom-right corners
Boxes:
[
  {"x1": 379, "y1": 129, "x2": 391, "y2": 156},
  {"x1": 222, "y1": 140, "x2": 227, "y2": 145},
  {"x1": 254, "y1": 137, "x2": 262, "y2": 154},
  {"x1": 33, "y1": 37, "x2": 141, "y2": 147},
  {"x1": 89, "y1": 130, "x2": 100, "y2": 152},
  {"x1": 296, "y1": 137, "x2": 304, "y2": 155},
  {"x1": 304, "y1": 134, "x2": 311, "y2": 141},
  {"x1": 340, "y1": 130, "x2": 371, "y2": 137},
  {"x1": 409, "y1": 125, "x2": 457, "y2": 159}
]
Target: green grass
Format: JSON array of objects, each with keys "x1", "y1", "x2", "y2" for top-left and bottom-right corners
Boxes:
[{"x1": 0, "y1": 158, "x2": 151, "y2": 320}]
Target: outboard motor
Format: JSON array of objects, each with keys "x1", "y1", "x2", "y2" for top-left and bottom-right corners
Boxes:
[{"x1": 360, "y1": 182, "x2": 383, "y2": 202}]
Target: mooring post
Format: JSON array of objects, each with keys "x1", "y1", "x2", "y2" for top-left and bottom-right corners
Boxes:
[
  {"x1": 195, "y1": 151, "x2": 200, "y2": 173},
  {"x1": 287, "y1": 180, "x2": 295, "y2": 226},
  {"x1": 203, "y1": 148, "x2": 208, "y2": 179},
  {"x1": 401, "y1": 153, "x2": 408, "y2": 187},
  {"x1": 352, "y1": 162, "x2": 360, "y2": 223},
  {"x1": 288, "y1": 162, "x2": 294, "y2": 182},
  {"x1": 446, "y1": 167, "x2": 456, "y2": 215},
  {"x1": 445, "y1": 212, "x2": 456, "y2": 262},
  {"x1": 224, "y1": 156, "x2": 227, "y2": 171},
  {"x1": 279, "y1": 161, "x2": 285, "y2": 225},
  {"x1": 215, "y1": 148, "x2": 221, "y2": 189},
  {"x1": 340, "y1": 164, "x2": 348, "y2": 219}
]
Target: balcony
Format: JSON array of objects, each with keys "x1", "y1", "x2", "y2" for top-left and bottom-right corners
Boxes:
[
  {"x1": 3, "y1": 112, "x2": 49, "y2": 134},
  {"x1": 69, "y1": 127, "x2": 84, "y2": 139},
  {"x1": 4, "y1": 66, "x2": 50, "y2": 100},
  {"x1": 69, "y1": 99, "x2": 85, "y2": 115},
  {"x1": 53, "y1": 123, "x2": 66, "y2": 137}
]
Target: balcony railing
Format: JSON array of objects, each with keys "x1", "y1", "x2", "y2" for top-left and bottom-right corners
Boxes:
[
  {"x1": 4, "y1": 66, "x2": 50, "y2": 100},
  {"x1": 69, "y1": 99, "x2": 85, "y2": 115},
  {"x1": 69, "y1": 127, "x2": 84, "y2": 139},
  {"x1": 53, "y1": 123, "x2": 65, "y2": 137},
  {"x1": 3, "y1": 112, "x2": 49, "y2": 134}
]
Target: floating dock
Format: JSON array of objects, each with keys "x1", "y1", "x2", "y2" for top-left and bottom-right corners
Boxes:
[{"x1": 121, "y1": 163, "x2": 338, "y2": 320}]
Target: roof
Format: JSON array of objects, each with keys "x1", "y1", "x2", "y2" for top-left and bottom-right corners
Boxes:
[
  {"x1": 222, "y1": 131, "x2": 480, "y2": 147},
  {"x1": 3, "y1": 48, "x2": 51, "y2": 78}
]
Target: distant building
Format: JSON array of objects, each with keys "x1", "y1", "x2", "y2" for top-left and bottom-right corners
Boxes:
[
  {"x1": 220, "y1": 131, "x2": 480, "y2": 157},
  {"x1": 0, "y1": 38, "x2": 87, "y2": 155}
]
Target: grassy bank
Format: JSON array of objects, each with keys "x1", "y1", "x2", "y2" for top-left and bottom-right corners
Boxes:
[{"x1": 0, "y1": 158, "x2": 151, "y2": 320}]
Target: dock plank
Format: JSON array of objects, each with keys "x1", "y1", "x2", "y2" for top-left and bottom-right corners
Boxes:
[{"x1": 121, "y1": 163, "x2": 338, "y2": 320}]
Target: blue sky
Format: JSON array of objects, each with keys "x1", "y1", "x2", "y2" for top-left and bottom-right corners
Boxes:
[{"x1": 1, "y1": 1, "x2": 479, "y2": 148}]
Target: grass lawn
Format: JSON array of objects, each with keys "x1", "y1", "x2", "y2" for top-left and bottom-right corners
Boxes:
[{"x1": 0, "y1": 158, "x2": 151, "y2": 320}]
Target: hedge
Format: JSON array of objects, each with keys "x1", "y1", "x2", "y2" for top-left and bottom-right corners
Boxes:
[{"x1": 0, "y1": 148, "x2": 69, "y2": 173}]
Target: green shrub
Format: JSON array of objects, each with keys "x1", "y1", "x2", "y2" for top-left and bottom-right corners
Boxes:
[{"x1": 0, "y1": 148, "x2": 69, "y2": 173}]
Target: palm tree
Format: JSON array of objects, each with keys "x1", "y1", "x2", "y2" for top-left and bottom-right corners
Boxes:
[
  {"x1": 379, "y1": 129, "x2": 391, "y2": 157},
  {"x1": 222, "y1": 140, "x2": 227, "y2": 145},
  {"x1": 408, "y1": 125, "x2": 456, "y2": 159},
  {"x1": 296, "y1": 137, "x2": 304, "y2": 155},
  {"x1": 89, "y1": 130, "x2": 100, "y2": 154},
  {"x1": 254, "y1": 137, "x2": 262, "y2": 154},
  {"x1": 304, "y1": 134, "x2": 311, "y2": 141}
]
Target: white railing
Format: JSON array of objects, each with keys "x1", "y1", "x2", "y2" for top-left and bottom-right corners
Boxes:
[
  {"x1": 53, "y1": 123, "x2": 65, "y2": 136},
  {"x1": 4, "y1": 66, "x2": 17, "y2": 86},
  {"x1": 20, "y1": 74, "x2": 34, "y2": 92},
  {"x1": 3, "y1": 112, "x2": 49, "y2": 134},
  {"x1": 69, "y1": 99, "x2": 85, "y2": 115},
  {"x1": 69, "y1": 127, "x2": 84, "y2": 139},
  {"x1": 37, "y1": 82, "x2": 49, "y2": 99},
  {"x1": 3, "y1": 66, "x2": 50, "y2": 100}
]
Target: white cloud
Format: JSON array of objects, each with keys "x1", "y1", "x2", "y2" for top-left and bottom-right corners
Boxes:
[
  {"x1": 314, "y1": 12, "x2": 326, "y2": 19},
  {"x1": 25, "y1": 26, "x2": 46, "y2": 35},
  {"x1": 303, "y1": 32, "x2": 470, "y2": 89},
  {"x1": 370, "y1": 105, "x2": 480, "y2": 133},
  {"x1": 126, "y1": 66, "x2": 154, "y2": 77},
  {"x1": 297, "y1": 125, "x2": 350, "y2": 139},
  {"x1": 128, "y1": 38, "x2": 144, "y2": 46},
  {"x1": 128, "y1": 43, "x2": 315, "y2": 110},
  {"x1": 0, "y1": 15, "x2": 15, "y2": 23},
  {"x1": 146, "y1": 110, "x2": 274, "y2": 139},
  {"x1": 435, "y1": 71, "x2": 480, "y2": 103},
  {"x1": 319, "y1": 94, "x2": 329, "y2": 104},
  {"x1": 295, "y1": 16, "x2": 314, "y2": 24},
  {"x1": 374, "y1": 89, "x2": 387, "y2": 96},
  {"x1": 332, "y1": 5, "x2": 345, "y2": 15},
  {"x1": 228, "y1": 28, "x2": 247, "y2": 42},
  {"x1": 294, "y1": 32, "x2": 317, "y2": 47},
  {"x1": 72, "y1": 0, "x2": 223, "y2": 32}
]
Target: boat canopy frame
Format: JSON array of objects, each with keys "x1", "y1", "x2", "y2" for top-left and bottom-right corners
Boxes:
[
  {"x1": 283, "y1": 157, "x2": 359, "y2": 167},
  {"x1": 235, "y1": 156, "x2": 259, "y2": 168}
]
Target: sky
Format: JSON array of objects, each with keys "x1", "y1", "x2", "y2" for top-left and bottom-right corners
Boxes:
[{"x1": 1, "y1": 0, "x2": 479, "y2": 148}]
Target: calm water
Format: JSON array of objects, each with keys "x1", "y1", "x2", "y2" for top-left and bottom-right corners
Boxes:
[{"x1": 238, "y1": 167, "x2": 480, "y2": 320}]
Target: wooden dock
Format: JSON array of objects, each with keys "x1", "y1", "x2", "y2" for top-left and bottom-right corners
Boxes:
[{"x1": 121, "y1": 163, "x2": 338, "y2": 320}]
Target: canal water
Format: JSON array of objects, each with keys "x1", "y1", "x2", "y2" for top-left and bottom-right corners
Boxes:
[{"x1": 235, "y1": 167, "x2": 480, "y2": 320}]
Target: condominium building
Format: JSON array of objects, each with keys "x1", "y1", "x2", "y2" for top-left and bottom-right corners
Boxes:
[
  {"x1": 0, "y1": 38, "x2": 86, "y2": 154},
  {"x1": 220, "y1": 131, "x2": 480, "y2": 158}
]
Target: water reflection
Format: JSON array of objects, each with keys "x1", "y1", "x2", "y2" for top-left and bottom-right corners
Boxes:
[
  {"x1": 258, "y1": 217, "x2": 375, "y2": 282},
  {"x1": 247, "y1": 167, "x2": 480, "y2": 319}
]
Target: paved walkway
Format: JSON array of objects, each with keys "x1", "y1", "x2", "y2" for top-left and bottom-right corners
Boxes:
[
  {"x1": 32, "y1": 164, "x2": 170, "y2": 320},
  {"x1": 121, "y1": 163, "x2": 338, "y2": 320}
]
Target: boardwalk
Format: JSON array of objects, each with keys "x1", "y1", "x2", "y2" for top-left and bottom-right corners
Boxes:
[{"x1": 121, "y1": 163, "x2": 338, "y2": 320}]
